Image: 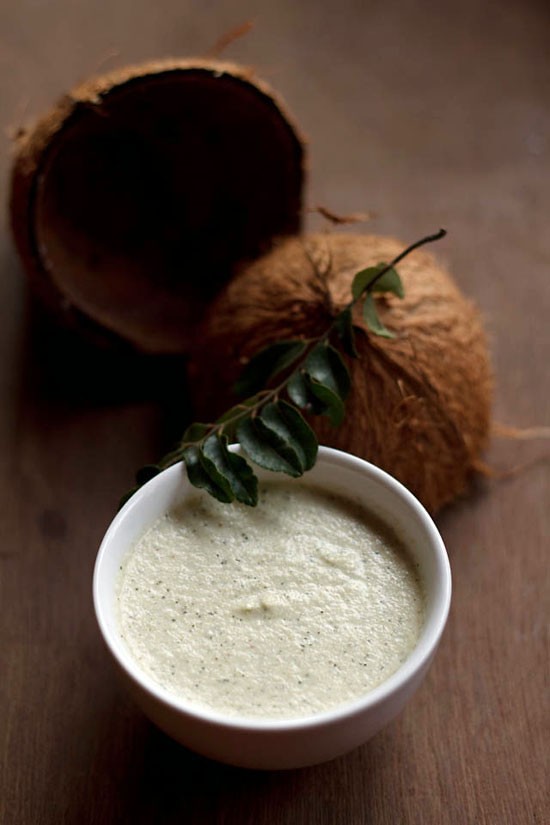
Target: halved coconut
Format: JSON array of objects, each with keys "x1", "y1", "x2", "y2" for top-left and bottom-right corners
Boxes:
[{"x1": 10, "y1": 59, "x2": 305, "y2": 352}]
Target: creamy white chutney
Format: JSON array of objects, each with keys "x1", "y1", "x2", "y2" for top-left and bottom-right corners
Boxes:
[{"x1": 116, "y1": 481, "x2": 424, "y2": 719}]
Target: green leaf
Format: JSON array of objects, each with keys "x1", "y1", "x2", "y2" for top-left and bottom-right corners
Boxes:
[
  {"x1": 309, "y1": 378, "x2": 345, "y2": 426},
  {"x1": 234, "y1": 340, "x2": 307, "y2": 397},
  {"x1": 352, "y1": 263, "x2": 404, "y2": 300},
  {"x1": 273, "y1": 401, "x2": 318, "y2": 470},
  {"x1": 287, "y1": 370, "x2": 328, "y2": 414},
  {"x1": 352, "y1": 264, "x2": 387, "y2": 300},
  {"x1": 223, "y1": 449, "x2": 259, "y2": 506},
  {"x1": 261, "y1": 401, "x2": 315, "y2": 472},
  {"x1": 201, "y1": 435, "x2": 258, "y2": 505},
  {"x1": 363, "y1": 293, "x2": 396, "y2": 338},
  {"x1": 288, "y1": 368, "x2": 345, "y2": 427},
  {"x1": 183, "y1": 444, "x2": 234, "y2": 503},
  {"x1": 333, "y1": 307, "x2": 358, "y2": 357},
  {"x1": 286, "y1": 370, "x2": 308, "y2": 408},
  {"x1": 236, "y1": 416, "x2": 303, "y2": 477},
  {"x1": 370, "y1": 265, "x2": 404, "y2": 298},
  {"x1": 305, "y1": 343, "x2": 351, "y2": 401}
]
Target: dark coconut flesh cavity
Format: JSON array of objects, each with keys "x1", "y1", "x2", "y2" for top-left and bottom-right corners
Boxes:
[{"x1": 33, "y1": 69, "x2": 303, "y2": 352}]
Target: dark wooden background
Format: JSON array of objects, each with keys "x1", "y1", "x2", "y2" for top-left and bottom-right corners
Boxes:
[{"x1": 1, "y1": 1, "x2": 548, "y2": 822}]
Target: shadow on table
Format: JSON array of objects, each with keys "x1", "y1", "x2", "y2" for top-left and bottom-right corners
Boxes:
[
  {"x1": 20, "y1": 298, "x2": 188, "y2": 401},
  {"x1": 83, "y1": 715, "x2": 393, "y2": 825},
  {"x1": 15, "y1": 296, "x2": 193, "y2": 450}
]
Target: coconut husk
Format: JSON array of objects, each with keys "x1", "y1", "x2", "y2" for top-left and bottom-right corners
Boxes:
[
  {"x1": 187, "y1": 233, "x2": 493, "y2": 513},
  {"x1": 10, "y1": 59, "x2": 305, "y2": 352}
]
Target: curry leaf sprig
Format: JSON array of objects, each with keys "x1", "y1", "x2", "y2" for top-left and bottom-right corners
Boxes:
[{"x1": 123, "y1": 229, "x2": 446, "y2": 508}]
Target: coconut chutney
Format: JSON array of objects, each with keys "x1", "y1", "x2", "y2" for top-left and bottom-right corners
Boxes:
[{"x1": 116, "y1": 481, "x2": 424, "y2": 719}]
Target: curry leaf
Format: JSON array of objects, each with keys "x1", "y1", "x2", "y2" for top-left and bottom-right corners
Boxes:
[
  {"x1": 333, "y1": 307, "x2": 358, "y2": 357},
  {"x1": 200, "y1": 435, "x2": 258, "y2": 505},
  {"x1": 287, "y1": 370, "x2": 329, "y2": 414},
  {"x1": 352, "y1": 264, "x2": 386, "y2": 300},
  {"x1": 305, "y1": 343, "x2": 351, "y2": 401},
  {"x1": 260, "y1": 401, "x2": 317, "y2": 471},
  {"x1": 308, "y1": 378, "x2": 345, "y2": 426},
  {"x1": 370, "y1": 265, "x2": 404, "y2": 298},
  {"x1": 274, "y1": 401, "x2": 318, "y2": 470},
  {"x1": 352, "y1": 262, "x2": 404, "y2": 300},
  {"x1": 234, "y1": 340, "x2": 307, "y2": 397},
  {"x1": 237, "y1": 416, "x2": 303, "y2": 476},
  {"x1": 363, "y1": 293, "x2": 396, "y2": 338},
  {"x1": 183, "y1": 444, "x2": 235, "y2": 503}
]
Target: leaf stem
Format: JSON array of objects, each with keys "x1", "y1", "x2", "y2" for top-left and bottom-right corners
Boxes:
[{"x1": 346, "y1": 228, "x2": 446, "y2": 310}]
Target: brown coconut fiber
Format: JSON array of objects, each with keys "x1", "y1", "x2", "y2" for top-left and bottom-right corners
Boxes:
[
  {"x1": 188, "y1": 233, "x2": 493, "y2": 513},
  {"x1": 10, "y1": 58, "x2": 305, "y2": 353}
]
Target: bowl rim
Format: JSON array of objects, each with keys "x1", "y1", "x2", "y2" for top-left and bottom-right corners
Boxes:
[{"x1": 93, "y1": 445, "x2": 452, "y2": 732}]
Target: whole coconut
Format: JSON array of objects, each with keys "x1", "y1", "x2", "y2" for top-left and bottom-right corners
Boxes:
[{"x1": 188, "y1": 233, "x2": 492, "y2": 513}]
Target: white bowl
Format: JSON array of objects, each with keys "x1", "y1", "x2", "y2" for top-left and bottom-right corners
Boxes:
[{"x1": 93, "y1": 446, "x2": 451, "y2": 770}]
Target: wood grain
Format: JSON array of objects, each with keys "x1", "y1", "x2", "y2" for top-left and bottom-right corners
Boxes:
[{"x1": 1, "y1": 1, "x2": 548, "y2": 823}]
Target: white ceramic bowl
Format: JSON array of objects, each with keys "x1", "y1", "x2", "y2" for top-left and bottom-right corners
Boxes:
[{"x1": 93, "y1": 446, "x2": 451, "y2": 770}]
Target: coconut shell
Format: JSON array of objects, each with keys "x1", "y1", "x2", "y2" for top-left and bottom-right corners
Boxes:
[
  {"x1": 188, "y1": 233, "x2": 492, "y2": 512},
  {"x1": 10, "y1": 59, "x2": 305, "y2": 353}
]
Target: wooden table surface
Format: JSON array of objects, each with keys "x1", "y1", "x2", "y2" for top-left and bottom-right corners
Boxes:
[{"x1": 1, "y1": 1, "x2": 548, "y2": 822}]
